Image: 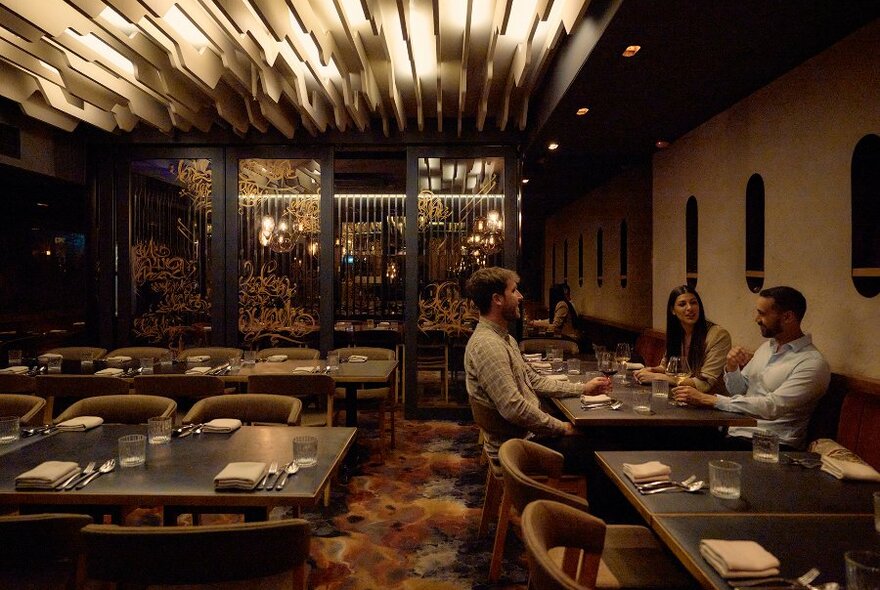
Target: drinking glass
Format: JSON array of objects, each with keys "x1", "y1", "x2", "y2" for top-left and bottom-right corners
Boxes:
[
  {"x1": 140, "y1": 357, "x2": 154, "y2": 375},
  {"x1": 293, "y1": 435, "x2": 318, "y2": 467},
  {"x1": 242, "y1": 350, "x2": 256, "y2": 367},
  {"x1": 7, "y1": 349, "x2": 22, "y2": 366},
  {"x1": 118, "y1": 434, "x2": 147, "y2": 467},
  {"x1": 0, "y1": 416, "x2": 20, "y2": 444},
  {"x1": 751, "y1": 430, "x2": 780, "y2": 463},
  {"x1": 615, "y1": 343, "x2": 631, "y2": 383},
  {"x1": 665, "y1": 357, "x2": 689, "y2": 406},
  {"x1": 708, "y1": 460, "x2": 742, "y2": 499},
  {"x1": 80, "y1": 352, "x2": 95, "y2": 374},
  {"x1": 846, "y1": 550, "x2": 880, "y2": 590},
  {"x1": 228, "y1": 354, "x2": 242, "y2": 374},
  {"x1": 160, "y1": 350, "x2": 174, "y2": 368},
  {"x1": 567, "y1": 359, "x2": 581, "y2": 375},
  {"x1": 326, "y1": 351, "x2": 339, "y2": 371},
  {"x1": 46, "y1": 355, "x2": 63, "y2": 374},
  {"x1": 597, "y1": 352, "x2": 617, "y2": 379},
  {"x1": 633, "y1": 388, "x2": 652, "y2": 415},
  {"x1": 651, "y1": 379, "x2": 669, "y2": 398},
  {"x1": 148, "y1": 416, "x2": 172, "y2": 445}
]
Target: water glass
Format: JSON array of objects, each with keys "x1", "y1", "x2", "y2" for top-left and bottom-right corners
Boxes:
[
  {"x1": 846, "y1": 550, "x2": 880, "y2": 590},
  {"x1": 567, "y1": 359, "x2": 581, "y2": 374},
  {"x1": 633, "y1": 388, "x2": 652, "y2": 415},
  {"x1": 7, "y1": 349, "x2": 22, "y2": 366},
  {"x1": 228, "y1": 354, "x2": 242, "y2": 374},
  {"x1": 0, "y1": 416, "x2": 20, "y2": 444},
  {"x1": 709, "y1": 460, "x2": 742, "y2": 499},
  {"x1": 160, "y1": 351, "x2": 174, "y2": 368},
  {"x1": 326, "y1": 351, "x2": 339, "y2": 371},
  {"x1": 293, "y1": 435, "x2": 318, "y2": 467},
  {"x1": 140, "y1": 357, "x2": 154, "y2": 375},
  {"x1": 873, "y1": 491, "x2": 880, "y2": 533},
  {"x1": 80, "y1": 358, "x2": 95, "y2": 374},
  {"x1": 242, "y1": 350, "x2": 256, "y2": 367},
  {"x1": 118, "y1": 434, "x2": 147, "y2": 467},
  {"x1": 47, "y1": 355, "x2": 62, "y2": 373},
  {"x1": 148, "y1": 416, "x2": 172, "y2": 445},
  {"x1": 751, "y1": 430, "x2": 780, "y2": 463},
  {"x1": 651, "y1": 379, "x2": 669, "y2": 398},
  {"x1": 546, "y1": 347, "x2": 563, "y2": 362}
]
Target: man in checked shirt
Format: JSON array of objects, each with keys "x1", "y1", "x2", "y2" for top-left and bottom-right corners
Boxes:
[{"x1": 464, "y1": 267, "x2": 611, "y2": 466}]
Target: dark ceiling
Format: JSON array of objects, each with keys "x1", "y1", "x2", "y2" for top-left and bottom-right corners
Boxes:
[{"x1": 520, "y1": 0, "x2": 880, "y2": 251}]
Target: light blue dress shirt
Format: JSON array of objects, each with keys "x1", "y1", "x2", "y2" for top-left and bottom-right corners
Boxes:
[{"x1": 719, "y1": 333, "x2": 830, "y2": 449}]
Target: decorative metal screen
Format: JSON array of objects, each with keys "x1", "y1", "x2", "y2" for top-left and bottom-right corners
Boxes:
[
  {"x1": 238, "y1": 158, "x2": 321, "y2": 349},
  {"x1": 130, "y1": 158, "x2": 212, "y2": 347}
]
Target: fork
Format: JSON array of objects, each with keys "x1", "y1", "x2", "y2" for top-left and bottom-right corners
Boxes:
[
  {"x1": 60, "y1": 461, "x2": 95, "y2": 490},
  {"x1": 75, "y1": 459, "x2": 115, "y2": 489},
  {"x1": 258, "y1": 462, "x2": 278, "y2": 490},
  {"x1": 733, "y1": 567, "x2": 820, "y2": 589},
  {"x1": 637, "y1": 475, "x2": 697, "y2": 490}
]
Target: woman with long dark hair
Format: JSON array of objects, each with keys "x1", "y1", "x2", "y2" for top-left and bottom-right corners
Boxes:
[
  {"x1": 634, "y1": 285, "x2": 730, "y2": 393},
  {"x1": 549, "y1": 283, "x2": 580, "y2": 340}
]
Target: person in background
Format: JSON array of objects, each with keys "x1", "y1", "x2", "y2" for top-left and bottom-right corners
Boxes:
[
  {"x1": 464, "y1": 267, "x2": 611, "y2": 464},
  {"x1": 672, "y1": 286, "x2": 830, "y2": 450},
  {"x1": 634, "y1": 285, "x2": 731, "y2": 394},
  {"x1": 550, "y1": 282, "x2": 581, "y2": 341}
]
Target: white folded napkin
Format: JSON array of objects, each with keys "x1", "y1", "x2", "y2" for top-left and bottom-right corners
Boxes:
[
  {"x1": 530, "y1": 361, "x2": 552, "y2": 369},
  {"x1": 214, "y1": 461, "x2": 268, "y2": 490},
  {"x1": 16, "y1": 461, "x2": 80, "y2": 489},
  {"x1": 201, "y1": 418, "x2": 242, "y2": 433},
  {"x1": 293, "y1": 366, "x2": 317, "y2": 373},
  {"x1": 266, "y1": 354, "x2": 288, "y2": 362},
  {"x1": 809, "y1": 438, "x2": 880, "y2": 482},
  {"x1": 377, "y1": 321, "x2": 390, "y2": 326},
  {"x1": 104, "y1": 355, "x2": 132, "y2": 363},
  {"x1": 523, "y1": 353, "x2": 543, "y2": 361},
  {"x1": 545, "y1": 374, "x2": 569, "y2": 381},
  {"x1": 580, "y1": 394, "x2": 612, "y2": 404},
  {"x1": 347, "y1": 355, "x2": 368, "y2": 363},
  {"x1": 186, "y1": 355, "x2": 211, "y2": 363},
  {"x1": 185, "y1": 366, "x2": 213, "y2": 375},
  {"x1": 622, "y1": 461, "x2": 672, "y2": 483},
  {"x1": 95, "y1": 367, "x2": 124, "y2": 376},
  {"x1": 0, "y1": 365, "x2": 29, "y2": 374},
  {"x1": 37, "y1": 353, "x2": 63, "y2": 362},
  {"x1": 57, "y1": 416, "x2": 104, "y2": 431},
  {"x1": 627, "y1": 362, "x2": 645, "y2": 370},
  {"x1": 699, "y1": 539, "x2": 780, "y2": 578}
]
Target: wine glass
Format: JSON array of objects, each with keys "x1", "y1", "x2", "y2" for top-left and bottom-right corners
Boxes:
[
  {"x1": 615, "y1": 343, "x2": 631, "y2": 383},
  {"x1": 665, "y1": 356, "x2": 690, "y2": 406},
  {"x1": 597, "y1": 351, "x2": 617, "y2": 379}
]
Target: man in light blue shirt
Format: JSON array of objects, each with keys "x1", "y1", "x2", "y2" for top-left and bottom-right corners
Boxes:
[{"x1": 673, "y1": 286, "x2": 830, "y2": 449}]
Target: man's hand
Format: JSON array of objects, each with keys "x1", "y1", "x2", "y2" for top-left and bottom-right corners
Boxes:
[
  {"x1": 672, "y1": 385, "x2": 716, "y2": 407},
  {"x1": 725, "y1": 346, "x2": 753, "y2": 372},
  {"x1": 583, "y1": 376, "x2": 612, "y2": 395},
  {"x1": 562, "y1": 422, "x2": 578, "y2": 436}
]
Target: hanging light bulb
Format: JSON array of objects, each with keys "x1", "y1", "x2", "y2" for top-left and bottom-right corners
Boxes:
[{"x1": 268, "y1": 219, "x2": 295, "y2": 253}]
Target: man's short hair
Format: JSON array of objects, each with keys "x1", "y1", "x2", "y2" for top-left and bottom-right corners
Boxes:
[
  {"x1": 466, "y1": 267, "x2": 520, "y2": 314},
  {"x1": 760, "y1": 286, "x2": 807, "y2": 322}
]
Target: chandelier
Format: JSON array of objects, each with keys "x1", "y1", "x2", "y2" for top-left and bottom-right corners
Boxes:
[
  {"x1": 464, "y1": 210, "x2": 504, "y2": 264},
  {"x1": 259, "y1": 216, "x2": 318, "y2": 255}
]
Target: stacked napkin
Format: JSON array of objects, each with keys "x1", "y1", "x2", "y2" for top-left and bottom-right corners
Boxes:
[
  {"x1": 186, "y1": 355, "x2": 211, "y2": 363},
  {"x1": 95, "y1": 367, "x2": 124, "y2": 376},
  {"x1": 809, "y1": 438, "x2": 880, "y2": 482},
  {"x1": 699, "y1": 539, "x2": 780, "y2": 578},
  {"x1": 522, "y1": 353, "x2": 543, "y2": 362},
  {"x1": 57, "y1": 416, "x2": 104, "y2": 431},
  {"x1": 0, "y1": 365, "x2": 29, "y2": 374},
  {"x1": 201, "y1": 418, "x2": 242, "y2": 433},
  {"x1": 530, "y1": 361, "x2": 552, "y2": 370},
  {"x1": 293, "y1": 366, "x2": 317, "y2": 373},
  {"x1": 580, "y1": 394, "x2": 612, "y2": 405},
  {"x1": 185, "y1": 366, "x2": 213, "y2": 375},
  {"x1": 347, "y1": 355, "x2": 368, "y2": 363},
  {"x1": 266, "y1": 354, "x2": 288, "y2": 362},
  {"x1": 16, "y1": 461, "x2": 80, "y2": 489},
  {"x1": 104, "y1": 355, "x2": 132, "y2": 363},
  {"x1": 622, "y1": 461, "x2": 671, "y2": 484},
  {"x1": 214, "y1": 461, "x2": 268, "y2": 490}
]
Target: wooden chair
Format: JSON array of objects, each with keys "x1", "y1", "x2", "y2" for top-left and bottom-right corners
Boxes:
[
  {"x1": 104, "y1": 346, "x2": 169, "y2": 360},
  {"x1": 0, "y1": 373, "x2": 36, "y2": 394},
  {"x1": 495, "y1": 439, "x2": 693, "y2": 589},
  {"x1": 45, "y1": 347, "x2": 107, "y2": 361},
  {"x1": 519, "y1": 338, "x2": 579, "y2": 357},
  {"x1": 521, "y1": 500, "x2": 605, "y2": 590},
  {"x1": 247, "y1": 374, "x2": 336, "y2": 427},
  {"x1": 53, "y1": 394, "x2": 176, "y2": 425},
  {"x1": 0, "y1": 513, "x2": 93, "y2": 590},
  {"x1": 183, "y1": 394, "x2": 302, "y2": 426},
  {"x1": 417, "y1": 328, "x2": 449, "y2": 402},
  {"x1": 82, "y1": 519, "x2": 311, "y2": 589},
  {"x1": 178, "y1": 347, "x2": 243, "y2": 365},
  {"x1": 330, "y1": 347, "x2": 397, "y2": 458},
  {"x1": 256, "y1": 347, "x2": 320, "y2": 360},
  {"x1": 35, "y1": 375, "x2": 131, "y2": 424},
  {"x1": 0, "y1": 394, "x2": 46, "y2": 425}
]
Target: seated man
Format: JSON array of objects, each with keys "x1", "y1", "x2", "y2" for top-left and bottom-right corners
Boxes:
[
  {"x1": 464, "y1": 267, "x2": 611, "y2": 463},
  {"x1": 673, "y1": 286, "x2": 830, "y2": 450}
]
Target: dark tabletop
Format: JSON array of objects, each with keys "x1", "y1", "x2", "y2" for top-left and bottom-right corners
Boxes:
[
  {"x1": 596, "y1": 450, "x2": 880, "y2": 524},
  {"x1": 0, "y1": 424, "x2": 356, "y2": 509},
  {"x1": 653, "y1": 514, "x2": 880, "y2": 590}
]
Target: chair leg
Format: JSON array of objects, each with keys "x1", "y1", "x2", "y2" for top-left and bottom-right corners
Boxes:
[
  {"x1": 389, "y1": 403, "x2": 396, "y2": 448},
  {"x1": 488, "y1": 488, "x2": 511, "y2": 583},
  {"x1": 478, "y1": 466, "x2": 502, "y2": 538},
  {"x1": 377, "y1": 400, "x2": 386, "y2": 461}
]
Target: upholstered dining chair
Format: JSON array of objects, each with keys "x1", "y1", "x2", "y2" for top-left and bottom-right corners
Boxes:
[
  {"x1": 247, "y1": 374, "x2": 335, "y2": 427},
  {"x1": 256, "y1": 347, "x2": 320, "y2": 360},
  {"x1": 35, "y1": 375, "x2": 131, "y2": 424},
  {"x1": 45, "y1": 346, "x2": 108, "y2": 361},
  {"x1": 82, "y1": 519, "x2": 311, "y2": 589},
  {"x1": 177, "y1": 347, "x2": 243, "y2": 365},
  {"x1": 0, "y1": 393, "x2": 46, "y2": 425},
  {"x1": 104, "y1": 346, "x2": 169, "y2": 360},
  {"x1": 132, "y1": 374, "x2": 229, "y2": 417},
  {"x1": 520, "y1": 499, "x2": 605, "y2": 590},
  {"x1": 494, "y1": 439, "x2": 693, "y2": 589},
  {"x1": 519, "y1": 338, "x2": 579, "y2": 356},
  {"x1": 0, "y1": 372, "x2": 36, "y2": 394},
  {"x1": 0, "y1": 513, "x2": 93, "y2": 590},
  {"x1": 53, "y1": 394, "x2": 176, "y2": 425},
  {"x1": 329, "y1": 346, "x2": 397, "y2": 458},
  {"x1": 183, "y1": 394, "x2": 302, "y2": 426}
]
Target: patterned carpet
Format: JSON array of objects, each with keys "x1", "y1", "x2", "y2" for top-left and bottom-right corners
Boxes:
[{"x1": 296, "y1": 417, "x2": 529, "y2": 590}]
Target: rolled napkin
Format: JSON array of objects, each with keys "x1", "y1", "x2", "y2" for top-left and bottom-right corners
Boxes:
[
  {"x1": 16, "y1": 461, "x2": 80, "y2": 489},
  {"x1": 622, "y1": 461, "x2": 672, "y2": 483},
  {"x1": 185, "y1": 366, "x2": 213, "y2": 375},
  {"x1": 214, "y1": 461, "x2": 268, "y2": 490},
  {"x1": 186, "y1": 355, "x2": 211, "y2": 363},
  {"x1": 0, "y1": 365, "x2": 29, "y2": 374},
  {"x1": 545, "y1": 374, "x2": 569, "y2": 381},
  {"x1": 37, "y1": 353, "x2": 63, "y2": 362},
  {"x1": 522, "y1": 353, "x2": 543, "y2": 361},
  {"x1": 809, "y1": 438, "x2": 880, "y2": 482},
  {"x1": 95, "y1": 367, "x2": 124, "y2": 376},
  {"x1": 293, "y1": 366, "x2": 317, "y2": 373},
  {"x1": 201, "y1": 418, "x2": 243, "y2": 433},
  {"x1": 699, "y1": 539, "x2": 780, "y2": 578},
  {"x1": 627, "y1": 362, "x2": 645, "y2": 370},
  {"x1": 347, "y1": 355, "x2": 368, "y2": 363},
  {"x1": 530, "y1": 361, "x2": 552, "y2": 370},
  {"x1": 104, "y1": 355, "x2": 132, "y2": 363},
  {"x1": 580, "y1": 394, "x2": 612, "y2": 405},
  {"x1": 56, "y1": 416, "x2": 104, "y2": 431},
  {"x1": 266, "y1": 354, "x2": 288, "y2": 362}
]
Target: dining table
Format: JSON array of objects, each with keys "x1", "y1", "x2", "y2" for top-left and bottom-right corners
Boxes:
[{"x1": 0, "y1": 424, "x2": 356, "y2": 522}]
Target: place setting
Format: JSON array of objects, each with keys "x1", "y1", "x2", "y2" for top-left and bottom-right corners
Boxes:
[
  {"x1": 213, "y1": 435, "x2": 317, "y2": 492},
  {"x1": 622, "y1": 460, "x2": 706, "y2": 495}
]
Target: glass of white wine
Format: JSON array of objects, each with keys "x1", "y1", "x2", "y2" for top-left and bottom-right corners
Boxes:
[{"x1": 666, "y1": 356, "x2": 690, "y2": 406}]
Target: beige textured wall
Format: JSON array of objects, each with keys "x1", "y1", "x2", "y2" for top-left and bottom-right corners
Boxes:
[
  {"x1": 543, "y1": 165, "x2": 653, "y2": 327},
  {"x1": 652, "y1": 21, "x2": 880, "y2": 379}
]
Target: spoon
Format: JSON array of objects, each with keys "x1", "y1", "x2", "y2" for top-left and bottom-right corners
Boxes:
[
  {"x1": 275, "y1": 462, "x2": 300, "y2": 490},
  {"x1": 640, "y1": 480, "x2": 705, "y2": 494}
]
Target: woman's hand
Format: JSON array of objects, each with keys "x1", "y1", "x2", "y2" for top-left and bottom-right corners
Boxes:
[
  {"x1": 583, "y1": 376, "x2": 612, "y2": 395},
  {"x1": 671, "y1": 385, "x2": 716, "y2": 407},
  {"x1": 633, "y1": 368, "x2": 670, "y2": 385}
]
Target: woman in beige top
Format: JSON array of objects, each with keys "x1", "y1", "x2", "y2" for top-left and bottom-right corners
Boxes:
[
  {"x1": 634, "y1": 285, "x2": 731, "y2": 394},
  {"x1": 550, "y1": 283, "x2": 580, "y2": 341}
]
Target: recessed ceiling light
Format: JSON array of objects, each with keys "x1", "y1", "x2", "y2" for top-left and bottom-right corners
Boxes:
[
  {"x1": 521, "y1": 178, "x2": 530, "y2": 184},
  {"x1": 548, "y1": 142, "x2": 559, "y2": 151},
  {"x1": 655, "y1": 140, "x2": 670, "y2": 149},
  {"x1": 576, "y1": 107, "x2": 589, "y2": 116},
  {"x1": 623, "y1": 45, "x2": 641, "y2": 57}
]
